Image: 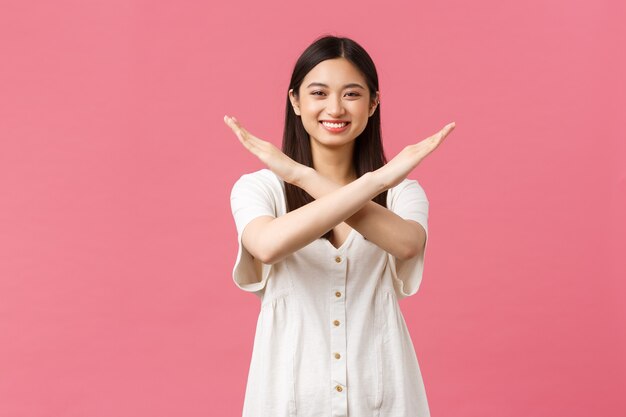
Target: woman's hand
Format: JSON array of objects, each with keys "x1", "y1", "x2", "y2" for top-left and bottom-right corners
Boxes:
[
  {"x1": 224, "y1": 115, "x2": 308, "y2": 185},
  {"x1": 375, "y1": 122, "x2": 456, "y2": 189}
]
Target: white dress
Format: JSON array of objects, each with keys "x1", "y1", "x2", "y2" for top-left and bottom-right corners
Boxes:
[{"x1": 230, "y1": 168, "x2": 431, "y2": 417}]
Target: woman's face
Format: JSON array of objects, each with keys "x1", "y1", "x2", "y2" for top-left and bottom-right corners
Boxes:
[{"x1": 289, "y1": 58, "x2": 379, "y2": 148}]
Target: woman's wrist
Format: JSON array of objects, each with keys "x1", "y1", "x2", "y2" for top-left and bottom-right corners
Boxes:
[
  {"x1": 368, "y1": 169, "x2": 390, "y2": 193},
  {"x1": 296, "y1": 167, "x2": 387, "y2": 195},
  {"x1": 293, "y1": 165, "x2": 316, "y2": 189}
]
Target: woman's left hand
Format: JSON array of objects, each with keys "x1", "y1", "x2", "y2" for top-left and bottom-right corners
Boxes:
[
  {"x1": 224, "y1": 115, "x2": 307, "y2": 185},
  {"x1": 374, "y1": 122, "x2": 456, "y2": 189}
]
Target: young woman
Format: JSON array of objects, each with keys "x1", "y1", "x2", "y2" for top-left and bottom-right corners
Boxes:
[{"x1": 224, "y1": 35, "x2": 455, "y2": 417}]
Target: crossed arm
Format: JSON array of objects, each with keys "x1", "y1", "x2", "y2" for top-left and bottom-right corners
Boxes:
[
  {"x1": 297, "y1": 167, "x2": 426, "y2": 260},
  {"x1": 225, "y1": 115, "x2": 452, "y2": 267},
  {"x1": 242, "y1": 168, "x2": 426, "y2": 265}
]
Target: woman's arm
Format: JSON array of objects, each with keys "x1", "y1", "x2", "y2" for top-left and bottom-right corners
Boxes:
[
  {"x1": 224, "y1": 115, "x2": 454, "y2": 265},
  {"x1": 296, "y1": 167, "x2": 425, "y2": 261},
  {"x1": 246, "y1": 171, "x2": 385, "y2": 265}
]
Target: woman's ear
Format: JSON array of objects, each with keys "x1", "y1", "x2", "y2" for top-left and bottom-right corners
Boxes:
[
  {"x1": 369, "y1": 91, "x2": 380, "y2": 117},
  {"x1": 288, "y1": 88, "x2": 301, "y2": 116}
]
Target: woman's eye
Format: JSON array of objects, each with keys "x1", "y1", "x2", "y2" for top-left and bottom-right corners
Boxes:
[{"x1": 311, "y1": 91, "x2": 360, "y2": 97}]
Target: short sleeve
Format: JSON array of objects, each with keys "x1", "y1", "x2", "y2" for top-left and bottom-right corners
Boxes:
[
  {"x1": 387, "y1": 179, "x2": 429, "y2": 300},
  {"x1": 229, "y1": 171, "x2": 278, "y2": 296}
]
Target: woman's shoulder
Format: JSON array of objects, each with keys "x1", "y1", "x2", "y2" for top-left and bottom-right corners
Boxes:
[
  {"x1": 387, "y1": 176, "x2": 425, "y2": 200},
  {"x1": 235, "y1": 168, "x2": 283, "y2": 187},
  {"x1": 231, "y1": 169, "x2": 285, "y2": 201}
]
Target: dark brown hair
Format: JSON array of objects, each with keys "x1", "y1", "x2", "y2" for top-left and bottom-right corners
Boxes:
[{"x1": 282, "y1": 34, "x2": 388, "y2": 242}]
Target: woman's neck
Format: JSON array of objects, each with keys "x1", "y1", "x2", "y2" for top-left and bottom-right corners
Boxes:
[{"x1": 310, "y1": 141, "x2": 356, "y2": 185}]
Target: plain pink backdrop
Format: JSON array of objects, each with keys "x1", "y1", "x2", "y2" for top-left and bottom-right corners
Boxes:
[{"x1": 1, "y1": 0, "x2": 624, "y2": 416}]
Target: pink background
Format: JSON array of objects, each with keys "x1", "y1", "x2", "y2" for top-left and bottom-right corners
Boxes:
[{"x1": 1, "y1": 0, "x2": 624, "y2": 416}]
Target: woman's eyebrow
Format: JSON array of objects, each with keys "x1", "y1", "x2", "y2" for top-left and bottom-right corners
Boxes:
[{"x1": 306, "y1": 82, "x2": 365, "y2": 90}]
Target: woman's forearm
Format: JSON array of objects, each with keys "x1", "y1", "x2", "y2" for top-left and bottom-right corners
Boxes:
[
  {"x1": 295, "y1": 167, "x2": 425, "y2": 260},
  {"x1": 262, "y1": 170, "x2": 386, "y2": 264}
]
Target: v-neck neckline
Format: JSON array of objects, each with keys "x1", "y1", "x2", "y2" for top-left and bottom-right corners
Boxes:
[
  {"x1": 268, "y1": 170, "x2": 358, "y2": 253},
  {"x1": 322, "y1": 227, "x2": 357, "y2": 252}
]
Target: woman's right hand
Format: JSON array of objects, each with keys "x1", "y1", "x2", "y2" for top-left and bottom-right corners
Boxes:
[
  {"x1": 374, "y1": 122, "x2": 456, "y2": 189},
  {"x1": 224, "y1": 115, "x2": 308, "y2": 185}
]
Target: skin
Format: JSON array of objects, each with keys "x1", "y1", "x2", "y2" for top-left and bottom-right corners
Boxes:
[
  {"x1": 224, "y1": 57, "x2": 456, "y2": 265},
  {"x1": 288, "y1": 58, "x2": 379, "y2": 186}
]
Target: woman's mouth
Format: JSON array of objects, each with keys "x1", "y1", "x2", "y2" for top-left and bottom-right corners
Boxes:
[{"x1": 319, "y1": 121, "x2": 350, "y2": 133}]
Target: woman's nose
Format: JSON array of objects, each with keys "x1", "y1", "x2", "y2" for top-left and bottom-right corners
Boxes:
[{"x1": 326, "y1": 96, "x2": 344, "y2": 116}]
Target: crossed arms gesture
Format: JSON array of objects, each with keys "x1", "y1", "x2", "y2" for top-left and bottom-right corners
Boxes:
[{"x1": 224, "y1": 115, "x2": 456, "y2": 264}]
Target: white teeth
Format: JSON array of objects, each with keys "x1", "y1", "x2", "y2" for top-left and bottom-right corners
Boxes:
[{"x1": 322, "y1": 121, "x2": 348, "y2": 128}]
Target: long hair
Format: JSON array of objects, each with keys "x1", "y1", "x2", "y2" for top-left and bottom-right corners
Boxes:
[{"x1": 282, "y1": 34, "x2": 388, "y2": 242}]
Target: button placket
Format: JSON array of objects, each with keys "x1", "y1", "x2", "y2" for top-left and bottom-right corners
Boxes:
[{"x1": 330, "y1": 252, "x2": 348, "y2": 417}]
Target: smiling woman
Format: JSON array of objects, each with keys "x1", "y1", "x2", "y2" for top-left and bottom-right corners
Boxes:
[
  {"x1": 225, "y1": 34, "x2": 455, "y2": 417},
  {"x1": 285, "y1": 46, "x2": 384, "y2": 240},
  {"x1": 288, "y1": 59, "x2": 380, "y2": 146}
]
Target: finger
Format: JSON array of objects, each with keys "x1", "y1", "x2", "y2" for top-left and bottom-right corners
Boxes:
[
  {"x1": 224, "y1": 115, "x2": 237, "y2": 131},
  {"x1": 430, "y1": 122, "x2": 456, "y2": 144},
  {"x1": 225, "y1": 116, "x2": 249, "y2": 138},
  {"x1": 439, "y1": 121, "x2": 455, "y2": 137},
  {"x1": 224, "y1": 116, "x2": 262, "y2": 155},
  {"x1": 226, "y1": 116, "x2": 265, "y2": 150},
  {"x1": 224, "y1": 115, "x2": 240, "y2": 130},
  {"x1": 224, "y1": 116, "x2": 249, "y2": 144},
  {"x1": 225, "y1": 116, "x2": 248, "y2": 140},
  {"x1": 224, "y1": 116, "x2": 275, "y2": 159}
]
